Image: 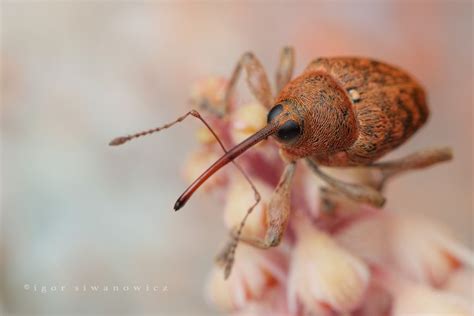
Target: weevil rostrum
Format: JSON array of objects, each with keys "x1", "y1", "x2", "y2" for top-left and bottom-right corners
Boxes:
[{"x1": 110, "y1": 47, "x2": 452, "y2": 278}]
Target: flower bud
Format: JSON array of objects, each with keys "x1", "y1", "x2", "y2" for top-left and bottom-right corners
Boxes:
[
  {"x1": 392, "y1": 282, "x2": 472, "y2": 315},
  {"x1": 206, "y1": 244, "x2": 287, "y2": 312},
  {"x1": 230, "y1": 102, "x2": 268, "y2": 145},
  {"x1": 183, "y1": 148, "x2": 227, "y2": 192},
  {"x1": 223, "y1": 174, "x2": 273, "y2": 240},
  {"x1": 288, "y1": 221, "x2": 370, "y2": 314},
  {"x1": 336, "y1": 212, "x2": 474, "y2": 286},
  {"x1": 190, "y1": 76, "x2": 228, "y2": 115}
]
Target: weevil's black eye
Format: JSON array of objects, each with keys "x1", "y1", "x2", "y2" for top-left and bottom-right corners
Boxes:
[
  {"x1": 267, "y1": 104, "x2": 283, "y2": 123},
  {"x1": 276, "y1": 120, "x2": 301, "y2": 142}
]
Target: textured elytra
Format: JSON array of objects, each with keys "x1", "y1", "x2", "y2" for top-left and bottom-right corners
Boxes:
[{"x1": 276, "y1": 57, "x2": 429, "y2": 166}]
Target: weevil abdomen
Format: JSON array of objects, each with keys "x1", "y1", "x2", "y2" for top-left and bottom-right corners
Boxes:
[{"x1": 306, "y1": 58, "x2": 429, "y2": 166}]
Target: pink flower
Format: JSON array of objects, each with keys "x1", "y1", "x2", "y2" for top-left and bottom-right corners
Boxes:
[
  {"x1": 231, "y1": 287, "x2": 292, "y2": 316},
  {"x1": 392, "y1": 285, "x2": 472, "y2": 316},
  {"x1": 223, "y1": 173, "x2": 273, "y2": 241},
  {"x1": 376, "y1": 271, "x2": 473, "y2": 315},
  {"x1": 206, "y1": 243, "x2": 288, "y2": 312},
  {"x1": 230, "y1": 101, "x2": 268, "y2": 145},
  {"x1": 183, "y1": 148, "x2": 229, "y2": 193},
  {"x1": 189, "y1": 77, "x2": 229, "y2": 116},
  {"x1": 336, "y1": 212, "x2": 474, "y2": 287},
  {"x1": 288, "y1": 219, "x2": 370, "y2": 315},
  {"x1": 181, "y1": 77, "x2": 474, "y2": 316}
]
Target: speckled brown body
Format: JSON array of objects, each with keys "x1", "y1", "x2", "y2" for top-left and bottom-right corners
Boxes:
[
  {"x1": 276, "y1": 57, "x2": 429, "y2": 166},
  {"x1": 110, "y1": 49, "x2": 453, "y2": 279}
]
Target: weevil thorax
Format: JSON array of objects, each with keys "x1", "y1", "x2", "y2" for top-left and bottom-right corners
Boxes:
[{"x1": 267, "y1": 71, "x2": 359, "y2": 161}]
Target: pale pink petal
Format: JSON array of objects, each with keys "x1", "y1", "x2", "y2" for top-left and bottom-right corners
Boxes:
[
  {"x1": 288, "y1": 220, "x2": 370, "y2": 314},
  {"x1": 229, "y1": 102, "x2": 267, "y2": 145},
  {"x1": 206, "y1": 244, "x2": 288, "y2": 312},
  {"x1": 182, "y1": 148, "x2": 228, "y2": 193},
  {"x1": 189, "y1": 76, "x2": 229, "y2": 114},
  {"x1": 375, "y1": 269, "x2": 473, "y2": 315},
  {"x1": 390, "y1": 213, "x2": 472, "y2": 286},
  {"x1": 335, "y1": 212, "x2": 391, "y2": 264},
  {"x1": 352, "y1": 281, "x2": 392, "y2": 316},
  {"x1": 223, "y1": 173, "x2": 273, "y2": 240},
  {"x1": 336, "y1": 212, "x2": 474, "y2": 287},
  {"x1": 443, "y1": 268, "x2": 474, "y2": 300},
  {"x1": 393, "y1": 283, "x2": 472, "y2": 315},
  {"x1": 231, "y1": 287, "x2": 292, "y2": 316}
]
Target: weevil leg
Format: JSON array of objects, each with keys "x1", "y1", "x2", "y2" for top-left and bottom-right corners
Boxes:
[
  {"x1": 262, "y1": 161, "x2": 296, "y2": 246},
  {"x1": 216, "y1": 162, "x2": 296, "y2": 278},
  {"x1": 367, "y1": 147, "x2": 453, "y2": 190},
  {"x1": 224, "y1": 52, "x2": 273, "y2": 112},
  {"x1": 275, "y1": 46, "x2": 295, "y2": 93},
  {"x1": 319, "y1": 186, "x2": 338, "y2": 214},
  {"x1": 306, "y1": 158, "x2": 386, "y2": 208}
]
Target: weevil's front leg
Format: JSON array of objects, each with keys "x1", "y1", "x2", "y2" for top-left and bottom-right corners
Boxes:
[
  {"x1": 275, "y1": 46, "x2": 295, "y2": 93},
  {"x1": 224, "y1": 52, "x2": 273, "y2": 112},
  {"x1": 368, "y1": 147, "x2": 453, "y2": 190},
  {"x1": 236, "y1": 161, "x2": 296, "y2": 248},
  {"x1": 264, "y1": 161, "x2": 296, "y2": 246},
  {"x1": 216, "y1": 162, "x2": 296, "y2": 277},
  {"x1": 306, "y1": 159, "x2": 386, "y2": 208}
]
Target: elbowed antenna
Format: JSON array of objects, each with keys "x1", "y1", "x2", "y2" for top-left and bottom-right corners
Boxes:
[
  {"x1": 109, "y1": 111, "x2": 201, "y2": 147},
  {"x1": 174, "y1": 123, "x2": 278, "y2": 211}
]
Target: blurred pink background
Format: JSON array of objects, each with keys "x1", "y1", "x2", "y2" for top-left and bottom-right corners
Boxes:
[{"x1": 1, "y1": 2, "x2": 472, "y2": 315}]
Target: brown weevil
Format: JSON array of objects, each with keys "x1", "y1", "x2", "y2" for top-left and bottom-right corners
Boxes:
[{"x1": 110, "y1": 47, "x2": 452, "y2": 278}]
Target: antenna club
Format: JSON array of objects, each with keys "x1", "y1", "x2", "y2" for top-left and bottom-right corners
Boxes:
[{"x1": 109, "y1": 136, "x2": 129, "y2": 146}]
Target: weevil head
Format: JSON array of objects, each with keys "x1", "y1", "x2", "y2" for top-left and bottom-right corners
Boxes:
[
  {"x1": 175, "y1": 72, "x2": 360, "y2": 210},
  {"x1": 268, "y1": 72, "x2": 359, "y2": 160}
]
